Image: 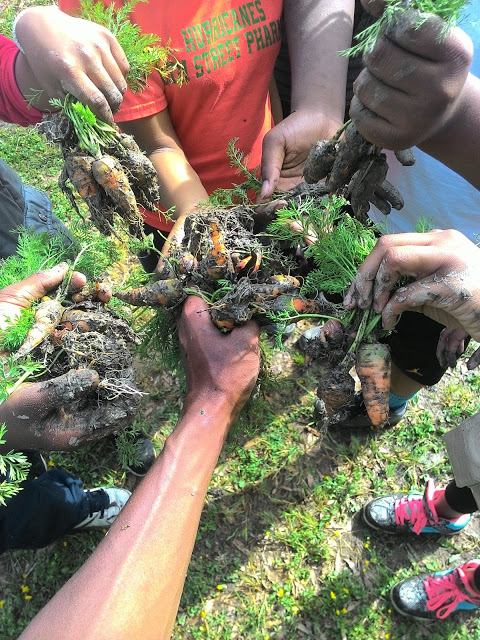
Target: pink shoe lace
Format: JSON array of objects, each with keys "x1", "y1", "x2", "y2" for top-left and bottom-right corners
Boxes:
[
  {"x1": 425, "y1": 562, "x2": 480, "y2": 619},
  {"x1": 394, "y1": 479, "x2": 439, "y2": 535}
]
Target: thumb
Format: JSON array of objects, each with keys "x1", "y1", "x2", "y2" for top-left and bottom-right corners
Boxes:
[
  {"x1": 260, "y1": 130, "x2": 285, "y2": 201},
  {"x1": 0, "y1": 263, "x2": 70, "y2": 309},
  {"x1": 10, "y1": 369, "x2": 100, "y2": 419}
]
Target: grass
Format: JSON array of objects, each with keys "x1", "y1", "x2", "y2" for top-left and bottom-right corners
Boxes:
[{"x1": 2, "y1": 9, "x2": 480, "y2": 637}]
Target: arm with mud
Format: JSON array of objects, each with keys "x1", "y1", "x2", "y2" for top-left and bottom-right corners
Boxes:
[{"x1": 19, "y1": 296, "x2": 260, "y2": 640}]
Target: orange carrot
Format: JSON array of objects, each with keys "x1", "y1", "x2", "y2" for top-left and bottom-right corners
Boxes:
[
  {"x1": 13, "y1": 298, "x2": 63, "y2": 360},
  {"x1": 210, "y1": 221, "x2": 227, "y2": 266},
  {"x1": 114, "y1": 279, "x2": 185, "y2": 308},
  {"x1": 91, "y1": 156, "x2": 140, "y2": 223},
  {"x1": 355, "y1": 342, "x2": 391, "y2": 428}
]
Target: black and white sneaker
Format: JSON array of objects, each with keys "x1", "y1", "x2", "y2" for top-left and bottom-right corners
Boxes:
[{"x1": 73, "y1": 487, "x2": 131, "y2": 531}]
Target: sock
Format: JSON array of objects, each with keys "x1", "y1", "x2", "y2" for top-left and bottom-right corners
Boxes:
[{"x1": 388, "y1": 392, "x2": 416, "y2": 412}]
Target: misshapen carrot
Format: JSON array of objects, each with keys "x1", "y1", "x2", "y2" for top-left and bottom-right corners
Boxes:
[
  {"x1": 92, "y1": 155, "x2": 140, "y2": 224},
  {"x1": 13, "y1": 298, "x2": 63, "y2": 361},
  {"x1": 114, "y1": 279, "x2": 185, "y2": 308},
  {"x1": 355, "y1": 342, "x2": 391, "y2": 428}
]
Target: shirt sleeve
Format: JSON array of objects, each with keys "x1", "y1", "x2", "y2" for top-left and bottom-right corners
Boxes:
[{"x1": 0, "y1": 35, "x2": 44, "y2": 126}]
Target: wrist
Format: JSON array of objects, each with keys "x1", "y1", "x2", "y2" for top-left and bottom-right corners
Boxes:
[{"x1": 13, "y1": 6, "x2": 60, "y2": 54}]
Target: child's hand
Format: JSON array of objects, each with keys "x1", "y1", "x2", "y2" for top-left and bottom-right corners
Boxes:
[
  {"x1": 259, "y1": 109, "x2": 342, "y2": 200},
  {"x1": 344, "y1": 229, "x2": 480, "y2": 365},
  {"x1": 350, "y1": 7, "x2": 473, "y2": 150},
  {"x1": 14, "y1": 6, "x2": 129, "y2": 125}
]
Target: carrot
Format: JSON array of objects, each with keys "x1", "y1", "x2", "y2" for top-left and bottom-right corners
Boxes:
[
  {"x1": 65, "y1": 152, "x2": 99, "y2": 200},
  {"x1": 177, "y1": 252, "x2": 198, "y2": 274},
  {"x1": 303, "y1": 139, "x2": 337, "y2": 184},
  {"x1": 13, "y1": 298, "x2": 63, "y2": 360},
  {"x1": 91, "y1": 155, "x2": 140, "y2": 224},
  {"x1": 394, "y1": 148, "x2": 415, "y2": 167},
  {"x1": 355, "y1": 342, "x2": 391, "y2": 428},
  {"x1": 114, "y1": 279, "x2": 185, "y2": 308},
  {"x1": 374, "y1": 180, "x2": 404, "y2": 211},
  {"x1": 210, "y1": 221, "x2": 227, "y2": 266},
  {"x1": 60, "y1": 309, "x2": 93, "y2": 332}
]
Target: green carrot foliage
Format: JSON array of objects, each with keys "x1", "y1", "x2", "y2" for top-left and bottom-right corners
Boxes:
[{"x1": 343, "y1": 0, "x2": 470, "y2": 58}]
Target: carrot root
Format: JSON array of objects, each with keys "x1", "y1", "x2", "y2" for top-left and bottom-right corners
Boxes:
[{"x1": 355, "y1": 342, "x2": 391, "y2": 428}]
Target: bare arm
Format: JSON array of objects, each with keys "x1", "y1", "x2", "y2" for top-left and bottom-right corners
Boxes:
[
  {"x1": 19, "y1": 296, "x2": 260, "y2": 640},
  {"x1": 260, "y1": 0, "x2": 355, "y2": 198},
  {"x1": 120, "y1": 110, "x2": 208, "y2": 220}
]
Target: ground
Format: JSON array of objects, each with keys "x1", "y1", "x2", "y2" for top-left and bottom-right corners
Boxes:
[{"x1": 1, "y1": 7, "x2": 480, "y2": 637}]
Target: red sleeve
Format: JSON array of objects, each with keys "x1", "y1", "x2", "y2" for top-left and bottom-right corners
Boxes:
[{"x1": 0, "y1": 34, "x2": 44, "y2": 126}]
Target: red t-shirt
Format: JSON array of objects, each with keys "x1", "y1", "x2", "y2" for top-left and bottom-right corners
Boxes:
[
  {"x1": 0, "y1": 35, "x2": 43, "y2": 126},
  {"x1": 60, "y1": 0, "x2": 283, "y2": 230}
]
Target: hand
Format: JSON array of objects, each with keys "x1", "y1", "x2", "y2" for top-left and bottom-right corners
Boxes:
[
  {"x1": 15, "y1": 6, "x2": 129, "y2": 124},
  {"x1": 344, "y1": 230, "x2": 480, "y2": 367},
  {"x1": 258, "y1": 109, "x2": 342, "y2": 200},
  {"x1": 0, "y1": 264, "x2": 110, "y2": 330},
  {"x1": 178, "y1": 296, "x2": 260, "y2": 415},
  {"x1": 350, "y1": 6, "x2": 473, "y2": 150}
]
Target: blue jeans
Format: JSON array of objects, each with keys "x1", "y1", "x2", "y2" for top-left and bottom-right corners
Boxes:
[
  {"x1": 0, "y1": 158, "x2": 71, "y2": 260},
  {"x1": 0, "y1": 470, "x2": 89, "y2": 552}
]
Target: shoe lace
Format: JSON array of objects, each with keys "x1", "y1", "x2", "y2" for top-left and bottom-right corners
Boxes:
[
  {"x1": 425, "y1": 566, "x2": 480, "y2": 619},
  {"x1": 394, "y1": 494, "x2": 436, "y2": 535}
]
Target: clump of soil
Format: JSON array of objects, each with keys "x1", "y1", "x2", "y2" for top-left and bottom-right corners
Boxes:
[{"x1": 33, "y1": 299, "x2": 142, "y2": 435}]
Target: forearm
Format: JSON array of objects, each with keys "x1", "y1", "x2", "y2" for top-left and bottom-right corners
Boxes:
[
  {"x1": 20, "y1": 391, "x2": 236, "y2": 640},
  {"x1": 148, "y1": 149, "x2": 208, "y2": 218},
  {"x1": 285, "y1": 0, "x2": 354, "y2": 124},
  {"x1": 120, "y1": 116, "x2": 208, "y2": 219},
  {"x1": 419, "y1": 73, "x2": 480, "y2": 189}
]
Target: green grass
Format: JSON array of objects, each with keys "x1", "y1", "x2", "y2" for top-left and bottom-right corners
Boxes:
[{"x1": 2, "y1": 23, "x2": 480, "y2": 639}]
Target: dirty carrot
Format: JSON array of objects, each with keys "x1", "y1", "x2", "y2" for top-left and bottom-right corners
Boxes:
[
  {"x1": 91, "y1": 155, "x2": 140, "y2": 223},
  {"x1": 210, "y1": 221, "x2": 227, "y2": 266},
  {"x1": 65, "y1": 152, "x2": 99, "y2": 199},
  {"x1": 13, "y1": 298, "x2": 63, "y2": 360},
  {"x1": 114, "y1": 279, "x2": 186, "y2": 307},
  {"x1": 318, "y1": 366, "x2": 355, "y2": 415},
  {"x1": 355, "y1": 342, "x2": 391, "y2": 428}
]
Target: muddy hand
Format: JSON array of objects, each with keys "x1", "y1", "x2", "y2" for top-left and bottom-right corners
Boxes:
[
  {"x1": 15, "y1": 6, "x2": 129, "y2": 124},
  {"x1": 178, "y1": 296, "x2": 260, "y2": 415},
  {"x1": 259, "y1": 109, "x2": 342, "y2": 200},
  {"x1": 350, "y1": 7, "x2": 473, "y2": 150},
  {"x1": 0, "y1": 264, "x2": 87, "y2": 331},
  {"x1": 344, "y1": 230, "x2": 480, "y2": 343},
  {"x1": 0, "y1": 369, "x2": 104, "y2": 451}
]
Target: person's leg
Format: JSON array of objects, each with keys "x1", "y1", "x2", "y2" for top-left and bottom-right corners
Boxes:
[
  {"x1": 0, "y1": 158, "x2": 71, "y2": 260},
  {"x1": 0, "y1": 469, "x2": 130, "y2": 552}
]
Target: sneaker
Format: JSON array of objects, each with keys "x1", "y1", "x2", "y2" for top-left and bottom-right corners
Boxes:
[
  {"x1": 363, "y1": 479, "x2": 472, "y2": 535},
  {"x1": 333, "y1": 392, "x2": 407, "y2": 429},
  {"x1": 126, "y1": 434, "x2": 156, "y2": 477},
  {"x1": 390, "y1": 560, "x2": 480, "y2": 620},
  {"x1": 73, "y1": 487, "x2": 131, "y2": 531},
  {"x1": 262, "y1": 322, "x2": 296, "y2": 341}
]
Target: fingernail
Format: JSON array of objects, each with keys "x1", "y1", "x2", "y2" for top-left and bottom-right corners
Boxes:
[{"x1": 260, "y1": 180, "x2": 270, "y2": 200}]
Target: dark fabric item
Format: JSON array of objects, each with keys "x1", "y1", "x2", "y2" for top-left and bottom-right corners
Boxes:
[
  {"x1": 0, "y1": 469, "x2": 89, "y2": 553},
  {"x1": 382, "y1": 311, "x2": 467, "y2": 386},
  {"x1": 474, "y1": 565, "x2": 480, "y2": 593},
  {"x1": 445, "y1": 478, "x2": 479, "y2": 515},
  {"x1": 137, "y1": 222, "x2": 167, "y2": 273},
  {"x1": 0, "y1": 158, "x2": 71, "y2": 260}
]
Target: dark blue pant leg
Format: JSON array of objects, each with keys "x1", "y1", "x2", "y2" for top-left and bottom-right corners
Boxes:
[{"x1": 0, "y1": 469, "x2": 90, "y2": 552}]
